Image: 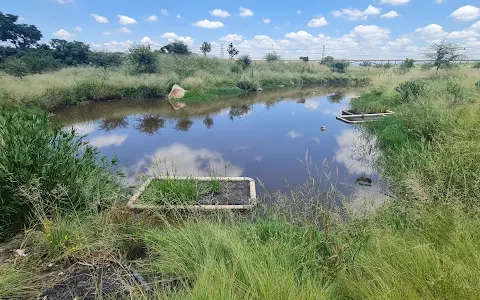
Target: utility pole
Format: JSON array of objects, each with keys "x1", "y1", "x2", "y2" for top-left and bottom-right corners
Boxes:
[
  {"x1": 220, "y1": 43, "x2": 224, "y2": 59},
  {"x1": 321, "y1": 44, "x2": 326, "y2": 61}
]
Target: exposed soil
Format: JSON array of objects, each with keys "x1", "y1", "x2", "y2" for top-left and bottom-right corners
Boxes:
[
  {"x1": 41, "y1": 264, "x2": 129, "y2": 300},
  {"x1": 197, "y1": 180, "x2": 251, "y2": 205}
]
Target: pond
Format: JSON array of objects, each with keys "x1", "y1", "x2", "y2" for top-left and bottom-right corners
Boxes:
[{"x1": 53, "y1": 87, "x2": 383, "y2": 204}]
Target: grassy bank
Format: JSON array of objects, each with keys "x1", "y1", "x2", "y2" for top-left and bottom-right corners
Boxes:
[
  {"x1": 1, "y1": 67, "x2": 480, "y2": 299},
  {"x1": 0, "y1": 55, "x2": 370, "y2": 111}
]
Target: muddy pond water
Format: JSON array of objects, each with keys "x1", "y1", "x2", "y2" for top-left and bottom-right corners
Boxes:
[{"x1": 53, "y1": 87, "x2": 384, "y2": 205}]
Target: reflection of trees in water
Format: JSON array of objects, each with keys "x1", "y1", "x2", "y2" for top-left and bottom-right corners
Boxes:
[
  {"x1": 229, "y1": 105, "x2": 251, "y2": 120},
  {"x1": 100, "y1": 118, "x2": 129, "y2": 132},
  {"x1": 327, "y1": 92, "x2": 346, "y2": 103},
  {"x1": 175, "y1": 118, "x2": 193, "y2": 131},
  {"x1": 264, "y1": 101, "x2": 277, "y2": 110},
  {"x1": 134, "y1": 114, "x2": 165, "y2": 135},
  {"x1": 203, "y1": 116, "x2": 214, "y2": 129},
  {"x1": 296, "y1": 93, "x2": 306, "y2": 104}
]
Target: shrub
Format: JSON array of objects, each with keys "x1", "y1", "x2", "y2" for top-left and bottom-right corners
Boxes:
[
  {"x1": 237, "y1": 55, "x2": 252, "y2": 70},
  {"x1": 236, "y1": 79, "x2": 257, "y2": 91},
  {"x1": 0, "y1": 105, "x2": 121, "y2": 240},
  {"x1": 421, "y1": 63, "x2": 433, "y2": 70},
  {"x1": 329, "y1": 60, "x2": 350, "y2": 73},
  {"x1": 360, "y1": 61, "x2": 372, "y2": 67},
  {"x1": 475, "y1": 81, "x2": 480, "y2": 88},
  {"x1": 472, "y1": 62, "x2": 480, "y2": 69},
  {"x1": 2, "y1": 58, "x2": 29, "y2": 78},
  {"x1": 320, "y1": 56, "x2": 335, "y2": 65},
  {"x1": 230, "y1": 64, "x2": 242, "y2": 74},
  {"x1": 265, "y1": 52, "x2": 281, "y2": 62},
  {"x1": 128, "y1": 45, "x2": 157, "y2": 73},
  {"x1": 394, "y1": 80, "x2": 427, "y2": 103},
  {"x1": 21, "y1": 52, "x2": 62, "y2": 73},
  {"x1": 88, "y1": 51, "x2": 123, "y2": 70},
  {"x1": 300, "y1": 56, "x2": 309, "y2": 62}
]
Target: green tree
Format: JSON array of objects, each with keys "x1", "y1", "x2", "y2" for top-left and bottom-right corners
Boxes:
[
  {"x1": 50, "y1": 39, "x2": 90, "y2": 66},
  {"x1": 3, "y1": 57, "x2": 28, "y2": 78},
  {"x1": 200, "y1": 42, "x2": 211, "y2": 57},
  {"x1": 472, "y1": 62, "x2": 480, "y2": 69},
  {"x1": 300, "y1": 56, "x2": 309, "y2": 62},
  {"x1": 21, "y1": 50, "x2": 62, "y2": 73},
  {"x1": 128, "y1": 45, "x2": 157, "y2": 73},
  {"x1": 424, "y1": 41, "x2": 467, "y2": 75},
  {"x1": 88, "y1": 51, "x2": 123, "y2": 70},
  {"x1": 265, "y1": 52, "x2": 281, "y2": 62},
  {"x1": 320, "y1": 56, "x2": 335, "y2": 65},
  {"x1": 227, "y1": 43, "x2": 239, "y2": 59},
  {"x1": 0, "y1": 12, "x2": 42, "y2": 49},
  {"x1": 160, "y1": 41, "x2": 191, "y2": 55},
  {"x1": 237, "y1": 55, "x2": 252, "y2": 70},
  {"x1": 329, "y1": 60, "x2": 350, "y2": 73}
]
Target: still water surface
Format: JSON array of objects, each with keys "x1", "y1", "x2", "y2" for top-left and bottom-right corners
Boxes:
[{"x1": 53, "y1": 88, "x2": 380, "y2": 199}]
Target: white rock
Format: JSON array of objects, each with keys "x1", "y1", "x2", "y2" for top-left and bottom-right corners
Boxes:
[{"x1": 168, "y1": 84, "x2": 185, "y2": 99}]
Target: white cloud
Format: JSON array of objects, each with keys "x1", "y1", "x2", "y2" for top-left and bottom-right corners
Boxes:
[
  {"x1": 351, "y1": 25, "x2": 390, "y2": 40},
  {"x1": 145, "y1": 15, "x2": 158, "y2": 22},
  {"x1": 335, "y1": 129, "x2": 377, "y2": 175},
  {"x1": 194, "y1": 19, "x2": 225, "y2": 29},
  {"x1": 162, "y1": 32, "x2": 178, "y2": 39},
  {"x1": 434, "y1": 0, "x2": 445, "y2": 3},
  {"x1": 297, "y1": 10, "x2": 302, "y2": 15},
  {"x1": 161, "y1": 32, "x2": 178, "y2": 38},
  {"x1": 118, "y1": 15, "x2": 137, "y2": 26},
  {"x1": 161, "y1": 32, "x2": 194, "y2": 45},
  {"x1": 415, "y1": 24, "x2": 447, "y2": 40},
  {"x1": 176, "y1": 14, "x2": 182, "y2": 19},
  {"x1": 387, "y1": 36, "x2": 412, "y2": 47},
  {"x1": 56, "y1": 0, "x2": 74, "y2": 4},
  {"x1": 381, "y1": 11, "x2": 400, "y2": 18},
  {"x1": 101, "y1": 31, "x2": 113, "y2": 36},
  {"x1": 450, "y1": 5, "x2": 480, "y2": 21},
  {"x1": 447, "y1": 30, "x2": 480, "y2": 39},
  {"x1": 307, "y1": 17, "x2": 328, "y2": 27},
  {"x1": 90, "y1": 14, "x2": 109, "y2": 24},
  {"x1": 285, "y1": 30, "x2": 314, "y2": 40},
  {"x1": 238, "y1": 7, "x2": 254, "y2": 17},
  {"x1": 287, "y1": 131, "x2": 303, "y2": 139},
  {"x1": 74, "y1": 26, "x2": 82, "y2": 31},
  {"x1": 210, "y1": 9, "x2": 231, "y2": 18},
  {"x1": 304, "y1": 99, "x2": 320, "y2": 110},
  {"x1": 220, "y1": 34, "x2": 244, "y2": 42},
  {"x1": 471, "y1": 21, "x2": 480, "y2": 30},
  {"x1": 119, "y1": 27, "x2": 131, "y2": 33},
  {"x1": 53, "y1": 29, "x2": 75, "y2": 39},
  {"x1": 161, "y1": 9, "x2": 168, "y2": 16},
  {"x1": 88, "y1": 135, "x2": 128, "y2": 148},
  {"x1": 379, "y1": 0, "x2": 410, "y2": 5},
  {"x1": 140, "y1": 36, "x2": 157, "y2": 45},
  {"x1": 69, "y1": 122, "x2": 97, "y2": 136},
  {"x1": 91, "y1": 40, "x2": 134, "y2": 52},
  {"x1": 332, "y1": 5, "x2": 381, "y2": 21},
  {"x1": 263, "y1": 17, "x2": 271, "y2": 24},
  {"x1": 132, "y1": 143, "x2": 243, "y2": 179}
]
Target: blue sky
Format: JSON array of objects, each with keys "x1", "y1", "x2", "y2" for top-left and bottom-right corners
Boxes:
[{"x1": 3, "y1": 0, "x2": 480, "y2": 59}]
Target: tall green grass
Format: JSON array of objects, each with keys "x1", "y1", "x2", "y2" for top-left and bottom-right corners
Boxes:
[
  {"x1": 0, "y1": 105, "x2": 124, "y2": 240},
  {"x1": 0, "y1": 55, "x2": 371, "y2": 111}
]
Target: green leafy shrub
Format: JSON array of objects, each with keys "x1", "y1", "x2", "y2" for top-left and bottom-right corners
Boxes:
[
  {"x1": 128, "y1": 45, "x2": 157, "y2": 73},
  {"x1": 264, "y1": 52, "x2": 281, "y2": 62},
  {"x1": 236, "y1": 55, "x2": 252, "y2": 70},
  {"x1": 2, "y1": 58, "x2": 29, "y2": 78},
  {"x1": 236, "y1": 79, "x2": 258, "y2": 91},
  {"x1": 394, "y1": 80, "x2": 427, "y2": 103},
  {"x1": 0, "y1": 105, "x2": 121, "y2": 240},
  {"x1": 476, "y1": 81, "x2": 480, "y2": 88},
  {"x1": 329, "y1": 60, "x2": 350, "y2": 73},
  {"x1": 472, "y1": 62, "x2": 480, "y2": 69},
  {"x1": 421, "y1": 63, "x2": 433, "y2": 70}
]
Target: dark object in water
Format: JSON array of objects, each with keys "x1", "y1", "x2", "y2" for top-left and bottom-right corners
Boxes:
[{"x1": 356, "y1": 176, "x2": 373, "y2": 186}]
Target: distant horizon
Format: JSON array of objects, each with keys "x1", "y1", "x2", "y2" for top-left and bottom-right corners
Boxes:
[{"x1": 2, "y1": 0, "x2": 480, "y2": 59}]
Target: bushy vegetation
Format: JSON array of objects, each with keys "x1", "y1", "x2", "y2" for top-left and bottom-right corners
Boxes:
[
  {"x1": 0, "y1": 105, "x2": 122, "y2": 240},
  {"x1": 264, "y1": 51, "x2": 281, "y2": 62},
  {"x1": 328, "y1": 59, "x2": 350, "y2": 73}
]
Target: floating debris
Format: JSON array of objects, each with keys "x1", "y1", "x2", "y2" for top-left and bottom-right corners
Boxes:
[
  {"x1": 336, "y1": 111, "x2": 394, "y2": 124},
  {"x1": 356, "y1": 176, "x2": 373, "y2": 187},
  {"x1": 320, "y1": 126, "x2": 327, "y2": 131}
]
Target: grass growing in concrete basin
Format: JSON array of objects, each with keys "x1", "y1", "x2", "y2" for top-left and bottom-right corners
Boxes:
[{"x1": 140, "y1": 178, "x2": 222, "y2": 205}]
